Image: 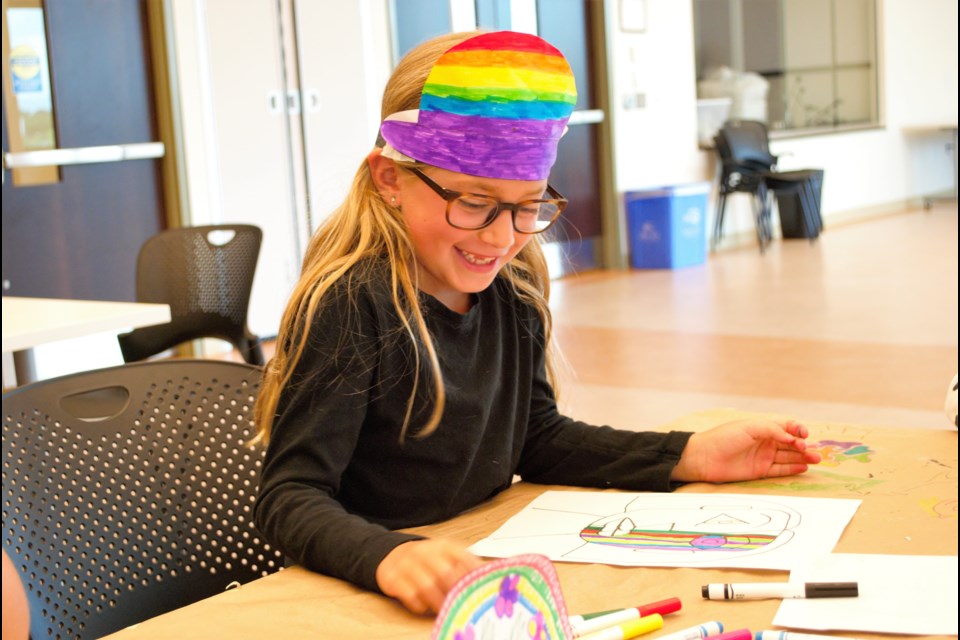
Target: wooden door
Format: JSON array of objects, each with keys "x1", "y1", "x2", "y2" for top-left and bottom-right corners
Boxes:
[{"x1": 1, "y1": 0, "x2": 165, "y2": 302}]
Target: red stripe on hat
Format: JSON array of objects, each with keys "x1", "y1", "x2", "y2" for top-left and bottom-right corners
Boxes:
[{"x1": 449, "y1": 31, "x2": 563, "y2": 57}]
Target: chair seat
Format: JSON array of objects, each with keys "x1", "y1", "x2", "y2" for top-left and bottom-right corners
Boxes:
[{"x1": 763, "y1": 168, "x2": 821, "y2": 187}]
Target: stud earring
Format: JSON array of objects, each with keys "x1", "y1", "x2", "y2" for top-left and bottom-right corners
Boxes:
[{"x1": 390, "y1": 196, "x2": 397, "y2": 206}]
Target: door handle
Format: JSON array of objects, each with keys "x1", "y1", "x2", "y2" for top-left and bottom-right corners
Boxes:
[{"x1": 3, "y1": 142, "x2": 165, "y2": 169}]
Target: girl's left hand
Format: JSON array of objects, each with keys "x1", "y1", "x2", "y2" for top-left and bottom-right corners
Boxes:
[{"x1": 670, "y1": 419, "x2": 821, "y2": 483}]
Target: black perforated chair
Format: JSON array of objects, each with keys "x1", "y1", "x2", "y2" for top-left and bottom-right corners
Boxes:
[
  {"x1": 118, "y1": 225, "x2": 265, "y2": 366},
  {"x1": 712, "y1": 120, "x2": 824, "y2": 252},
  {"x1": 1, "y1": 360, "x2": 283, "y2": 640}
]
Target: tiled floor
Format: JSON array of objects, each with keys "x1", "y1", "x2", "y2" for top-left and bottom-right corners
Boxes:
[{"x1": 550, "y1": 204, "x2": 958, "y2": 432}]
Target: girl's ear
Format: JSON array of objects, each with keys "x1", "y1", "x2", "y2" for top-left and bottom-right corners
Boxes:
[{"x1": 367, "y1": 149, "x2": 402, "y2": 205}]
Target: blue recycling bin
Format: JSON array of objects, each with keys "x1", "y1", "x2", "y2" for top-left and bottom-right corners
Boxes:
[{"x1": 625, "y1": 183, "x2": 710, "y2": 269}]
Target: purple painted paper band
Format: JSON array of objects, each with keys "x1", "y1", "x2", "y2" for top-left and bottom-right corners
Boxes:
[{"x1": 381, "y1": 120, "x2": 558, "y2": 180}]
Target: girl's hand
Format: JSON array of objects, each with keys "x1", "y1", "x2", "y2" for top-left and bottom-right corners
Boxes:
[
  {"x1": 375, "y1": 539, "x2": 485, "y2": 615},
  {"x1": 671, "y1": 419, "x2": 822, "y2": 483}
]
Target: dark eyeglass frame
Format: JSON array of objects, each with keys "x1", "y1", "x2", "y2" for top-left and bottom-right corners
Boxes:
[{"x1": 405, "y1": 166, "x2": 567, "y2": 234}]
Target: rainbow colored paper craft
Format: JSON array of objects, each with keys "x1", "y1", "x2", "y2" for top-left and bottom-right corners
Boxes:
[
  {"x1": 431, "y1": 554, "x2": 574, "y2": 640},
  {"x1": 379, "y1": 31, "x2": 577, "y2": 180}
]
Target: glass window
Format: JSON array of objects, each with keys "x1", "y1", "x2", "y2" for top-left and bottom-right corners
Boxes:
[{"x1": 693, "y1": 0, "x2": 879, "y2": 136}]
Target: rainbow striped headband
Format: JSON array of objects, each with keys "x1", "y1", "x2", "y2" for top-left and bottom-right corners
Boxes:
[{"x1": 379, "y1": 31, "x2": 577, "y2": 181}]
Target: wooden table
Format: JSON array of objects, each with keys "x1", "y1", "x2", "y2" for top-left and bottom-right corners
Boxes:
[
  {"x1": 103, "y1": 410, "x2": 958, "y2": 639},
  {"x1": 2, "y1": 296, "x2": 171, "y2": 387}
]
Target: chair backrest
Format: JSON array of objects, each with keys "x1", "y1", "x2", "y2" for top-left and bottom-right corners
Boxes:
[
  {"x1": 1, "y1": 360, "x2": 283, "y2": 640},
  {"x1": 118, "y1": 225, "x2": 264, "y2": 365},
  {"x1": 717, "y1": 119, "x2": 777, "y2": 171}
]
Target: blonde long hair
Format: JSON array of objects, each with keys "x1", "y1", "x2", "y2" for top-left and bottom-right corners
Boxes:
[{"x1": 253, "y1": 31, "x2": 560, "y2": 444}]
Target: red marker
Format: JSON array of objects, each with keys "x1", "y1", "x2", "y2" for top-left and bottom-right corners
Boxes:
[{"x1": 570, "y1": 598, "x2": 681, "y2": 636}]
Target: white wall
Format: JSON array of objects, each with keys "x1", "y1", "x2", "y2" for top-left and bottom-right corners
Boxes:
[
  {"x1": 608, "y1": 1, "x2": 703, "y2": 192},
  {"x1": 605, "y1": 0, "x2": 958, "y2": 253}
]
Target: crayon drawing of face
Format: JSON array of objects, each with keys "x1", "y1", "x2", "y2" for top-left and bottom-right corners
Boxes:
[{"x1": 578, "y1": 503, "x2": 798, "y2": 562}]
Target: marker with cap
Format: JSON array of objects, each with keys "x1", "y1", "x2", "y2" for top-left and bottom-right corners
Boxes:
[
  {"x1": 755, "y1": 632, "x2": 867, "y2": 640},
  {"x1": 572, "y1": 598, "x2": 681, "y2": 636},
  {"x1": 579, "y1": 614, "x2": 664, "y2": 640},
  {"x1": 701, "y1": 582, "x2": 858, "y2": 601},
  {"x1": 653, "y1": 620, "x2": 724, "y2": 640}
]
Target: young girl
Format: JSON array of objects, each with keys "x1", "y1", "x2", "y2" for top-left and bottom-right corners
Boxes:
[{"x1": 253, "y1": 30, "x2": 820, "y2": 616}]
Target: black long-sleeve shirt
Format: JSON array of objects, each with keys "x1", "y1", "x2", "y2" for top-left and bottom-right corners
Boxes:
[{"x1": 254, "y1": 269, "x2": 692, "y2": 593}]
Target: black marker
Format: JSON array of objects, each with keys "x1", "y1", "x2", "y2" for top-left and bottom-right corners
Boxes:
[{"x1": 701, "y1": 582, "x2": 859, "y2": 600}]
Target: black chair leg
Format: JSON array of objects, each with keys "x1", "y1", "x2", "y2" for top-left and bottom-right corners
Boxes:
[
  {"x1": 753, "y1": 184, "x2": 775, "y2": 253},
  {"x1": 797, "y1": 182, "x2": 819, "y2": 243},
  {"x1": 712, "y1": 192, "x2": 728, "y2": 251},
  {"x1": 807, "y1": 178, "x2": 824, "y2": 235},
  {"x1": 752, "y1": 192, "x2": 767, "y2": 254},
  {"x1": 760, "y1": 186, "x2": 774, "y2": 244}
]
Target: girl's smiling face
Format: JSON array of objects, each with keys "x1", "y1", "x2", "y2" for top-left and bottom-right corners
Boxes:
[{"x1": 398, "y1": 165, "x2": 547, "y2": 313}]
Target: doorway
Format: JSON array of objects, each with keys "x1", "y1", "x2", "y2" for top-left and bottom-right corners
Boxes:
[{"x1": 2, "y1": 0, "x2": 167, "y2": 302}]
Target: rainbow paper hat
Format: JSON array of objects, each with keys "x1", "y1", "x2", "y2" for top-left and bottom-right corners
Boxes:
[{"x1": 379, "y1": 31, "x2": 577, "y2": 181}]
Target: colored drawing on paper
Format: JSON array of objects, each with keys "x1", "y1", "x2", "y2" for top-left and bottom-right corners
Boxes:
[
  {"x1": 469, "y1": 491, "x2": 861, "y2": 571},
  {"x1": 432, "y1": 554, "x2": 573, "y2": 640},
  {"x1": 575, "y1": 499, "x2": 796, "y2": 560},
  {"x1": 809, "y1": 440, "x2": 874, "y2": 466}
]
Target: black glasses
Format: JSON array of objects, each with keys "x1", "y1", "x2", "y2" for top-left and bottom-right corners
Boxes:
[{"x1": 406, "y1": 167, "x2": 567, "y2": 234}]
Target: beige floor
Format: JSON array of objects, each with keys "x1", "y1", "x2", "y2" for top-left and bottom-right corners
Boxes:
[{"x1": 550, "y1": 203, "x2": 958, "y2": 432}]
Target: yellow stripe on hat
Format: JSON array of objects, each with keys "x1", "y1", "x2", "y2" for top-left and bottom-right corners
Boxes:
[
  {"x1": 440, "y1": 49, "x2": 572, "y2": 75},
  {"x1": 429, "y1": 65, "x2": 576, "y2": 96}
]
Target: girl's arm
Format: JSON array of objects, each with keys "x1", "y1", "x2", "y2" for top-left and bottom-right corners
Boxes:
[{"x1": 254, "y1": 283, "x2": 422, "y2": 593}]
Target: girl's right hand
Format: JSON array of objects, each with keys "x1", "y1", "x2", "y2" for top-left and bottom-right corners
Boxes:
[{"x1": 375, "y1": 539, "x2": 485, "y2": 615}]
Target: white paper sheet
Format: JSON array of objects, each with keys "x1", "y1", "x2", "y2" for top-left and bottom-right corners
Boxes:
[
  {"x1": 774, "y1": 554, "x2": 959, "y2": 635},
  {"x1": 469, "y1": 491, "x2": 860, "y2": 570}
]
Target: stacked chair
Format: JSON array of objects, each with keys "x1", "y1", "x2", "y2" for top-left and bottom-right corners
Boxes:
[
  {"x1": 118, "y1": 224, "x2": 265, "y2": 366},
  {"x1": 712, "y1": 120, "x2": 824, "y2": 253},
  {"x1": 1, "y1": 359, "x2": 284, "y2": 639}
]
